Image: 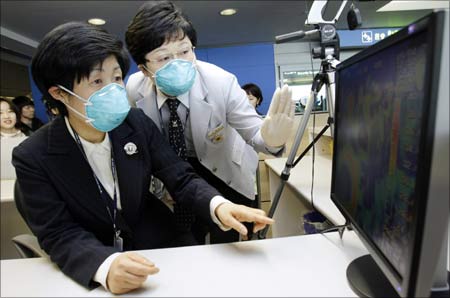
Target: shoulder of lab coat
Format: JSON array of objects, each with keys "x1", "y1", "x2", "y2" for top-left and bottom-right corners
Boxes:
[
  {"x1": 194, "y1": 60, "x2": 269, "y2": 153},
  {"x1": 126, "y1": 71, "x2": 149, "y2": 108}
]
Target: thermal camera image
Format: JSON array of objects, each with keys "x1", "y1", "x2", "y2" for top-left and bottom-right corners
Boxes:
[{"x1": 333, "y1": 31, "x2": 428, "y2": 277}]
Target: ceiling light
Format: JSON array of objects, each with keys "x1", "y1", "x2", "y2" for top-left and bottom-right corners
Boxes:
[
  {"x1": 377, "y1": 1, "x2": 449, "y2": 12},
  {"x1": 88, "y1": 18, "x2": 106, "y2": 25},
  {"x1": 220, "y1": 8, "x2": 237, "y2": 16}
]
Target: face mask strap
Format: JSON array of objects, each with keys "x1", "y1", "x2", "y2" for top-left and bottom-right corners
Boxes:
[
  {"x1": 57, "y1": 85, "x2": 92, "y2": 106},
  {"x1": 64, "y1": 103, "x2": 95, "y2": 124},
  {"x1": 56, "y1": 85, "x2": 94, "y2": 123},
  {"x1": 142, "y1": 65, "x2": 157, "y2": 79},
  {"x1": 191, "y1": 56, "x2": 197, "y2": 68}
]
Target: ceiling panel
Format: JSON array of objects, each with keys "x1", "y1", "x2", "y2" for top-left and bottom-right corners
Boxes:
[{"x1": 0, "y1": 0, "x2": 432, "y2": 64}]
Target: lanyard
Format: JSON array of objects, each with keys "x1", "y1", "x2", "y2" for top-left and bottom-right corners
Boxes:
[{"x1": 72, "y1": 129, "x2": 120, "y2": 241}]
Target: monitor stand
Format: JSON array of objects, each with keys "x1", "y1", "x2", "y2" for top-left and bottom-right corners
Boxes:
[{"x1": 347, "y1": 254, "x2": 399, "y2": 298}]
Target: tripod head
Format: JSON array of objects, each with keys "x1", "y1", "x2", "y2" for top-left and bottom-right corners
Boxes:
[
  {"x1": 306, "y1": 0, "x2": 347, "y2": 61},
  {"x1": 310, "y1": 23, "x2": 340, "y2": 61},
  {"x1": 275, "y1": 0, "x2": 362, "y2": 62}
]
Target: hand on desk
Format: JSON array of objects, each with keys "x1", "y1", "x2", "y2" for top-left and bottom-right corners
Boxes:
[
  {"x1": 105, "y1": 204, "x2": 273, "y2": 294},
  {"x1": 215, "y1": 203, "x2": 274, "y2": 236},
  {"x1": 107, "y1": 252, "x2": 159, "y2": 294}
]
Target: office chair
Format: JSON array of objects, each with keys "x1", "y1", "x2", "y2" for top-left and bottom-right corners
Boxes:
[
  {"x1": 12, "y1": 180, "x2": 48, "y2": 258},
  {"x1": 11, "y1": 234, "x2": 48, "y2": 258}
]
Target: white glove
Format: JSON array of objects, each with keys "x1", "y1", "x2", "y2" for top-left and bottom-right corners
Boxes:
[{"x1": 260, "y1": 84, "x2": 295, "y2": 147}]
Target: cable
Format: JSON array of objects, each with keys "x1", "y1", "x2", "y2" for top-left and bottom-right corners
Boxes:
[
  {"x1": 320, "y1": 223, "x2": 348, "y2": 235},
  {"x1": 311, "y1": 104, "x2": 316, "y2": 211},
  {"x1": 308, "y1": 40, "x2": 317, "y2": 212}
]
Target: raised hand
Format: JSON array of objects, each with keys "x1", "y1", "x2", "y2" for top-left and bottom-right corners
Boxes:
[{"x1": 260, "y1": 84, "x2": 295, "y2": 147}]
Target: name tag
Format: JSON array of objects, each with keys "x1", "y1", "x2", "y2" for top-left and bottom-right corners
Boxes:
[
  {"x1": 207, "y1": 124, "x2": 225, "y2": 144},
  {"x1": 114, "y1": 231, "x2": 123, "y2": 251}
]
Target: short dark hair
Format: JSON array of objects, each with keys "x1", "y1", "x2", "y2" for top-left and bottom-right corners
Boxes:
[
  {"x1": 12, "y1": 96, "x2": 34, "y2": 112},
  {"x1": 125, "y1": 0, "x2": 197, "y2": 66},
  {"x1": 31, "y1": 22, "x2": 130, "y2": 116},
  {"x1": 1, "y1": 97, "x2": 23, "y2": 130},
  {"x1": 242, "y1": 83, "x2": 263, "y2": 107}
]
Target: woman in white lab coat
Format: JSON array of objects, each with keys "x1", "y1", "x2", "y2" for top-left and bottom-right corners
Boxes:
[{"x1": 125, "y1": 1, "x2": 294, "y2": 244}]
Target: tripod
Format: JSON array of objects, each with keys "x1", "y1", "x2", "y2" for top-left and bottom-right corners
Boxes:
[
  {"x1": 258, "y1": 54, "x2": 339, "y2": 239},
  {"x1": 258, "y1": 1, "x2": 347, "y2": 239}
]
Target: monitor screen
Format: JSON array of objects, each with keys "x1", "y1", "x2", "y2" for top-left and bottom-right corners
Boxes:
[
  {"x1": 331, "y1": 10, "x2": 448, "y2": 298},
  {"x1": 335, "y1": 28, "x2": 428, "y2": 279}
]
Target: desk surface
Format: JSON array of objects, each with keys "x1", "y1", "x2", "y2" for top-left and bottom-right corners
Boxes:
[
  {"x1": 265, "y1": 155, "x2": 345, "y2": 226},
  {"x1": 1, "y1": 179, "x2": 15, "y2": 203},
  {"x1": 1, "y1": 231, "x2": 368, "y2": 297}
]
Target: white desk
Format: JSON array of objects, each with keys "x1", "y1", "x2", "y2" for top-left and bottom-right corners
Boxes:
[
  {"x1": 1, "y1": 231, "x2": 368, "y2": 297},
  {"x1": 265, "y1": 155, "x2": 345, "y2": 237}
]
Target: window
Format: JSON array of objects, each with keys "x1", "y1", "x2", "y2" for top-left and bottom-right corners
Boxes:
[{"x1": 282, "y1": 70, "x2": 327, "y2": 114}]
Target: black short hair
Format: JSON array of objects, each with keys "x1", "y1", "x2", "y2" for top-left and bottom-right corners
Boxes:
[
  {"x1": 1, "y1": 97, "x2": 23, "y2": 130},
  {"x1": 31, "y1": 22, "x2": 130, "y2": 116},
  {"x1": 125, "y1": 0, "x2": 197, "y2": 66},
  {"x1": 12, "y1": 96, "x2": 34, "y2": 112},
  {"x1": 242, "y1": 83, "x2": 263, "y2": 106}
]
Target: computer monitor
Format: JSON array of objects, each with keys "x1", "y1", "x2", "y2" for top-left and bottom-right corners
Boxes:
[{"x1": 331, "y1": 10, "x2": 449, "y2": 298}]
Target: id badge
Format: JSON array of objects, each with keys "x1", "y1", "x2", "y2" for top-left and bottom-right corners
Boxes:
[{"x1": 114, "y1": 231, "x2": 123, "y2": 251}]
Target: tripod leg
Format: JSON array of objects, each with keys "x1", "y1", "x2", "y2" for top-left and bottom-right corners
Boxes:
[
  {"x1": 259, "y1": 67, "x2": 336, "y2": 239},
  {"x1": 325, "y1": 71, "x2": 336, "y2": 137},
  {"x1": 258, "y1": 89, "x2": 318, "y2": 239}
]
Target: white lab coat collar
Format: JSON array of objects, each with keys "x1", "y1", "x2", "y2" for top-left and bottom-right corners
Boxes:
[{"x1": 155, "y1": 85, "x2": 190, "y2": 110}]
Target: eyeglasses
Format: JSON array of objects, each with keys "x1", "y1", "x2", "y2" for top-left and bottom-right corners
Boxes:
[{"x1": 145, "y1": 46, "x2": 195, "y2": 66}]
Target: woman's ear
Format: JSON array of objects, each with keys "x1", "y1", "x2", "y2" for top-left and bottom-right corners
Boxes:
[
  {"x1": 48, "y1": 86, "x2": 67, "y2": 103},
  {"x1": 138, "y1": 64, "x2": 151, "y2": 78}
]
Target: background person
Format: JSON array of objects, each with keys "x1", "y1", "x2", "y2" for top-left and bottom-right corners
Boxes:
[
  {"x1": 125, "y1": 0, "x2": 294, "y2": 244},
  {"x1": 1, "y1": 97, "x2": 28, "y2": 179},
  {"x1": 0, "y1": 98, "x2": 28, "y2": 138},
  {"x1": 242, "y1": 83, "x2": 264, "y2": 113},
  {"x1": 12, "y1": 95, "x2": 44, "y2": 134}
]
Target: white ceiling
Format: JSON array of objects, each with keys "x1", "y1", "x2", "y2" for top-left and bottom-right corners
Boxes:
[{"x1": 0, "y1": 0, "x2": 432, "y2": 65}]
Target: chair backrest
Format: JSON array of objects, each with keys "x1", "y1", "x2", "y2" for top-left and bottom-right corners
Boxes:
[
  {"x1": 1, "y1": 136, "x2": 27, "y2": 179},
  {"x1": 12, "y1": 181, "x2": 48, "y2": 258},
  {"x1": 14, "y1": 180, "x2": 28, "y2": 226},
  {"x1": 11, "y1": 234, "x2": 48, "y2": 258}
]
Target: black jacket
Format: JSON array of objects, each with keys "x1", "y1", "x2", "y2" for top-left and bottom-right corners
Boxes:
[{"x1": 12, "y1": 108, "x2": 219, "y2": 288}]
